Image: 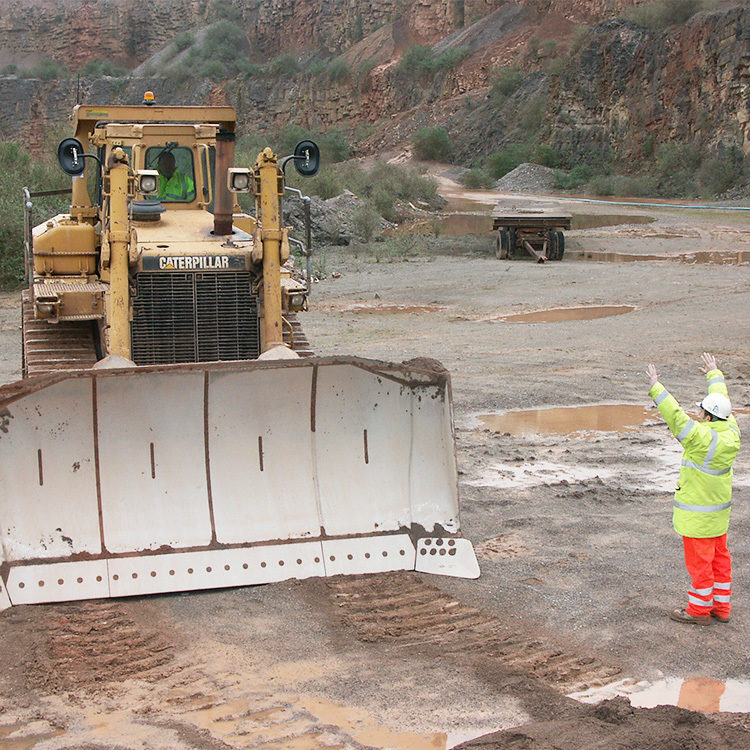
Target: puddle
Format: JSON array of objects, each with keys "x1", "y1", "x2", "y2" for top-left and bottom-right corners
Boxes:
[
  {"x1": 493, "y1": 305, "x2": 635, "y2": 323},
  {"x1": 571, "y1": 213, "x2": 655, "y2": 229},
  {"x1": 402, "y1": 213, "x2": 494, "y2": 236},
  {"x1": 346, "y1": 303, "x2": 446, "y2": 314},
  {"x1": 477, "y1": 404, "x2": 653, "y2": 436},
  {"x1": 0, "y1": 721, "x2": 64, "y2": 749},
  {"x1": 571, "y1": 676, "x2": 750, "y2": 713}
]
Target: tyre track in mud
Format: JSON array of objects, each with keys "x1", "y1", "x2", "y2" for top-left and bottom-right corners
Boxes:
[{"x1": 325, "y1": 571, "x2": 621, "y2": 694}]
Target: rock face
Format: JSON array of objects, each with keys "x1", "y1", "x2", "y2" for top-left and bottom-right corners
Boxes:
[{"x1": 0, "y1": 0, "x2": 748, "y2": 168}]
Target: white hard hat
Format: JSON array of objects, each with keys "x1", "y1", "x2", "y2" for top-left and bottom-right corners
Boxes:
[{"x1": 697, "y1": 392, "x2": 731, "y2": 420}]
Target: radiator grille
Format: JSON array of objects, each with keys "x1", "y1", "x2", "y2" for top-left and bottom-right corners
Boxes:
[{"x1": 131, "y1": 272, "x2": 260, "y2": 365}]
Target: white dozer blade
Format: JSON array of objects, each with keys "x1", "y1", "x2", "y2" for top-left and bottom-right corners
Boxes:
[{"x1": 0, "y1": 356, "x2": 478, "y2": 609}]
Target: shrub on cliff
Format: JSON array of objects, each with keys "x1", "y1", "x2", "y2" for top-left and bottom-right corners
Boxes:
[
  {"x1": 183, "y1": 20, "x2": 252, "y2": 81},
  {"x1": 490, "y1": 65, "x2": 524, "y2": 102},
  {"x1": 80, "y1": 60, "x2": 128, "y2": 78},
  {"x1": 268, "y1": 54, "x2": 301, "y2": 77},
  {"x1": 412, "y1": 127, "x2": 452, "y2": 162},
  {"x1": 327, "y1": 59, "x2": 351, "y2": 83},
  {"x1": 626, "y1": 0, "x2": 704, "y2": 30},
  {"x1": 20, "y1": 59, "x2": 68, "y2": 81},
  {"x1": 397, "y1": 44, "x2": 470, "y2": 79}
]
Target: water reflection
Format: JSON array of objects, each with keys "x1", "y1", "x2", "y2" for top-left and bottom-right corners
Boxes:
[{"x1": 477, "y1": 404, "x2": 653, "y2": 437}]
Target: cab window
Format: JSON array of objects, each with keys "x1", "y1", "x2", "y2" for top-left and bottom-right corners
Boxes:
[{"x1": 145, "y1": 146, "x2": 196, "y2": 202}]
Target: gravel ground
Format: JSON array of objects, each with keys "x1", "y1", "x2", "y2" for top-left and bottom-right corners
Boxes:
[{"x1": 0, "y1": 187, "x2": 749, "y2": 748}]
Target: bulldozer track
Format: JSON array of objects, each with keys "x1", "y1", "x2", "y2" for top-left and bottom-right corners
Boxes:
[
  {"x1": 23, "y1": 600, "x2": 174, "y2": 694},
  {"x1": 326, "y1": 572, "x2": 621, "y2": 694},
  {"x1": 21, "y1": 290, "x2": 99, "y2": 377}
]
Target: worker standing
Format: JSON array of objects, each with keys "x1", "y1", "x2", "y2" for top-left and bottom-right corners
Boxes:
[{"x1": 646, "y1": 353, "x2": 741, "y2": 625}]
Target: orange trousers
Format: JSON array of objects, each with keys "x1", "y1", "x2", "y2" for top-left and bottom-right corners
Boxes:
[{"x1": 683, "y1": 534, "x2": 732, "y2": 618}]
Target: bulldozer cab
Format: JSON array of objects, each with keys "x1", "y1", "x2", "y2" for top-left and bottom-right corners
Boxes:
[{"x1": 90, "y1": 123, "x2": 216, "y2": 209}]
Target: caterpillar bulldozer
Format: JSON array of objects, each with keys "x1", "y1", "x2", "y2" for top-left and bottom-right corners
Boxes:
[{"x1": 0, "y1": 98, "x2": 478, "y2": 610}]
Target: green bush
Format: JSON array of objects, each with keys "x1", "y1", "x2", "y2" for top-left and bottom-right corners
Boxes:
[
  {"x1": 519, "y1": 94, "x2": 548, "y2": 133},
  {"x1": 21, "y1": 59, "x2": 67, "y2": 80},
  {"x1": 532, "y1": 144, "x2": 560, "y2": 168},
  {"x1": 490, "y1": 65, "x2": 524, "y2": 101},
  {"x1": 485, "y1": 144, "x2": 530, "y2": 179},
  {"x1": 173, "y1": 31, "x2": 194, "y2": 52},
  {"x1": 0, "y1": 141, "x2": 71, "y2": 289},
  {"x1": 188, "y1": 20, "x2": 251, "y2": 80},
  {"x1": 307, "y1": 60, "x2": 328, "y2": 76},
  {"x1": 626, "y1": 0, "x2": 704, "y2": 30},
  {"x1": 397, "y1": 44, "x2": 470, "y2": 78},
  {"x1": 697, "y1": 147, "x2": 745, "y2": 196},
  {"x1": 268, "y1": 54, "x2": 300, "y2": 77},
  {"x1": 553, "y1": 165, "x2": 592, "y2": 190},
  {"x1": 459, "y1": 168, "x2": 494, "y2": 189},
  {"x1": 80, "y1": 60, "x2": 128, "y2": 77},
  {"x1": 305, "y1": 169, "x2": 343, "y2": 200},
  {"x1": 327, "y1": 59, "x2": 351, "y2": 83},
  {"x1": 653, "y1": 142, "x2": 701, "y2": 196},
  {"x1": 1, "y1": 63, "x2": 18, "y2": 75},
  {"x1": 317, "y1": 130, "x2": 351, "y2": 163},
  {"x1": 412, "y1": 126, "x2": 452, "y2": 161},
  {"x1": 352, "y1": 204, "x2": 381, "y2": 241}
]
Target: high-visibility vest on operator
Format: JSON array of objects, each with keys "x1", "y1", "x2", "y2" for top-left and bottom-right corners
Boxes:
[
  {"x1": 158, "y1": 171, "x2": 194, "y2": 201},
  {"x1": 649, "y1": 368, "x2": 741, "y2": 538}
]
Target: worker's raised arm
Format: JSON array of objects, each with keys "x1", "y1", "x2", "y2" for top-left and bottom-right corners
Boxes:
[
  {"x1": 700, "y1": 352, "x2": 729, "y2": 398},
  {"x1": 646, "y1": 364, "x2": 698, "y2": 446}
]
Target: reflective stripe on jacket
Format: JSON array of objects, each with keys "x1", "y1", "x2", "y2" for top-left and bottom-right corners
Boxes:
[{"x1": 649, "y1": 368, "x2": 741, "y2": 538}]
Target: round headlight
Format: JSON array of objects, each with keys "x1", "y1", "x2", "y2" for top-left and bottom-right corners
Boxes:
[
  {"x1": 290, "y1": 293, "x2": 305, "y2": 308},
  {"x1": 140, "y1": 175, "x2": 158, "y2": 194},
  {"x1": 232, "y1": 172, "x2": 250, "y2": 191}
]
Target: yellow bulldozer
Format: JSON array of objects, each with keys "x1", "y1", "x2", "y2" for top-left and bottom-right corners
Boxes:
[{"x1": 0, "y1": 97, "x2": 478, "y2": 610}]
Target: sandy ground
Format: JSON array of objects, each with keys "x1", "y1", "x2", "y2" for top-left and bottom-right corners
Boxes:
[{"x1": 1, "y1": 186, "x2": 749, "y2": 748}]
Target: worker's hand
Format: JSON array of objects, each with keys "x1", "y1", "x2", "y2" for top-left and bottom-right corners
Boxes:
[
  {"x1": 646, "y1": 364, "x2": 658, "y2": 388},
  {"x1": 700, "y1": 352, "x2": 717, "y2": 373}
]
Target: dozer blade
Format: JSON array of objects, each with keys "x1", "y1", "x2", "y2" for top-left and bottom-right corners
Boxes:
[{"x1": 0, "y1": 356, "x2": 478, "y2": 609}]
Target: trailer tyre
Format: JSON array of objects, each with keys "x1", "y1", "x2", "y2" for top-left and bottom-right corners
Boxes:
[
  {"x1": 548, "y1": 230, "x2": 565, "y2": 260},
  {"x1": 496, "y1": 230, "x2": 511, "y2": 259},
  {"x1": 505, "y1": 229, "x2": 517, "y2": 259}
]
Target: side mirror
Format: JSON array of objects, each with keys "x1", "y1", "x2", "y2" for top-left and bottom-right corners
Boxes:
[
  {"x1": 57, "y1": 138, "x2": 87, "y2": 176},
  {"x1": 293, "y1": 140, "x2": 320, "y2": 177}
]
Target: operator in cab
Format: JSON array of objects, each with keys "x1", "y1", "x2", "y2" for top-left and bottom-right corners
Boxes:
[{"x1": 157, "y1": 150, "x2": 195, "y2": 201}]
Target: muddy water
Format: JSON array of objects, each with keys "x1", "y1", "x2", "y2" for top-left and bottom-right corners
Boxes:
[
  {"x1": 478, "y1": 404, "x2": 653, "y2": 436},
  {"x1": 569, "y1": 249, "x2": 750, "y2": 264},
  {"x1": 570, "y1": 214, "x2": 655, "y2": 229},
  {"x1": 346, "y1": 303, "x2": 446, "y2": 314},
  {"x1": 571, "y1": 676, "x2": 750, "y2": 713},
  {"x1": 493, "y1": 305, "x2": 635, "y2": 323},
  {"x1": 0, "y1": 722, "x2": 64, "y2": 749}
]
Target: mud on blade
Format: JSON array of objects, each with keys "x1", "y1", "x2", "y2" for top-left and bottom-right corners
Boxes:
[{"x1": 0, "y1": 356, "x2": 478, "y2": 609}]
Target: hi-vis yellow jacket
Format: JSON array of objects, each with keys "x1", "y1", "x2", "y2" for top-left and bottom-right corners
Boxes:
[{"x1": 649, "y1": 369, "x2": 741, "y2": 538}]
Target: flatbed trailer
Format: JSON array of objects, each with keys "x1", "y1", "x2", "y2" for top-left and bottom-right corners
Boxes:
[{"x1": 492, "y1": 206, "x2": 571, "y2": 262}]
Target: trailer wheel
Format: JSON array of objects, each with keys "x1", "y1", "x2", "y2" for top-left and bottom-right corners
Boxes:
[
  {"x1": 548, "y1": 230, "x2": 565, "y2": 260},
  {"x1": 496, "y1": 229, "x2": 512, "y2": 259},
  {"x1": 506, "y1": 229, "x2": 517, "y2": 259}
]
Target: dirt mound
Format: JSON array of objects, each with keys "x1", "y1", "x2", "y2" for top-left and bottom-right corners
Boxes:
[
  {"x1": 456, "y1": 697, "x2": 750, "y2": 748},
  {"x1": 495, "y1": 163, "x2": 556, "y2": 194}
]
